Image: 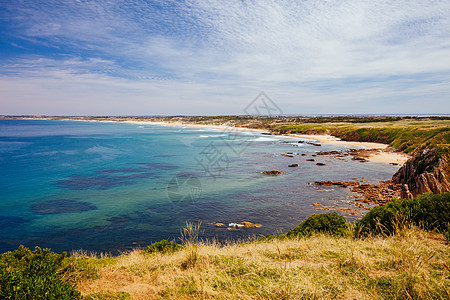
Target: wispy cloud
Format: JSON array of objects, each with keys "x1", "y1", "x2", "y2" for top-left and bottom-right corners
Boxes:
[{"x1": 0, "y1": 0, "x2": 449, "y2": 115}]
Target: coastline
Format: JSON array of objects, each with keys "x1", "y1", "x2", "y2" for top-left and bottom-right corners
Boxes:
[
  {"x1": 290, "y1": 133, "x2": 410, "y2": 165},
  {"x1": 7, "y1": 117, "x2": 411, "y2": 165},
  {"x1": 124, "y1": 120, "x2": 411, "y2": 165}
]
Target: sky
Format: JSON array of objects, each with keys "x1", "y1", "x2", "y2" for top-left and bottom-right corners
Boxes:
[{"x1": 0, "y1": 0, "x2": 449, "y2": 116}]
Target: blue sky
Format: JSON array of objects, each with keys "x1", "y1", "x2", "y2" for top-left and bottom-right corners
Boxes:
[{"x1": 0, "y1": 0, "x2": 449, "y2": 115}]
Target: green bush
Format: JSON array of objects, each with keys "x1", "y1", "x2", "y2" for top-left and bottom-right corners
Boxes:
[
  {"x1": 356, "y1": 193, "x2": 450, "y2": 237},
  {"x1": 0, "y1": 245, "x2": 82, "y2": 299},
  {"x1": 286, "y1": 213, "x2": 347, "y2": 237},
  {"x1": 142, "y1": 240, "x2": 182, "y2": 254}
]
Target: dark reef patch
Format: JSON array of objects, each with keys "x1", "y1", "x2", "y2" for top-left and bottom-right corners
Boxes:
[
  {"x1": 94, "y1": 168, "x2": 144, "y2": 174},
  {"x1": 0, "y1": 216, "x2": 29, "y2": 228},
  {"x1": 129, "y1": 162, "x2": 179, "y2": 170},
  {"x1": 54, "y1": 174, "x2": 137, "y2": 190},
  {"x1": 31, "y1": 199, "x2": 97, "y2": 215}
]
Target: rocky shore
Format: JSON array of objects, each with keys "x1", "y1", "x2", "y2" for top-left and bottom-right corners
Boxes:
[
  {"x1": 3, "y1": 115, "x2": 449, "y2": 206},
  {"x1": 393, "y1": 148, "x2": 450, "y2": 197},
  {"x1": 312, "y1": 180, "x2": 402, "y2": 205}
]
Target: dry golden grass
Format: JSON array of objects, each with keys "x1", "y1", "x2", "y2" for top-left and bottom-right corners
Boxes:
[{"x1": 75, "y1": 226, "x2": 449, "y2": 300}]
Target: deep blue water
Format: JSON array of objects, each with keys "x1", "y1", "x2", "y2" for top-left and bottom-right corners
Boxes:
[{"x1": 0, "y1": 119, "x2": 401, "y2": 254}]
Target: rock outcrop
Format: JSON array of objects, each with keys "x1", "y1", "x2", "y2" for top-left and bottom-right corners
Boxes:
[
  {"x1": 261, "y1": 170, "x2": 284, "y2": 175},
  {"x1": 393, "y1": 148, "x2": 450, "y2": 197}
]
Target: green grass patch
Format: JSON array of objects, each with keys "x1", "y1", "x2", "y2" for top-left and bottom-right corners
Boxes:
[
  {"x1": 286, "y1": 212, "x2": 348, "y2": 237},
  {"x1": 0, "y1": 246, "x2": 83, "y2": 299},
  {"x1": 142, "y1": 240, "x2": 182, "y2": 254},
  {"x1": 356, "y1": 193, "x2": 450, "y2": 237}
]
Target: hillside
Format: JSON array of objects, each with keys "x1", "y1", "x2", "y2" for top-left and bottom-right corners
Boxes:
[
  {"x1": 1, "y1": 193, "x2": 449, "y2": 299},
  {"x1": 144, "y1": 116, "x2": 450, "y2": 197},
  {"x1": 73, "y1": 226, "x2": 448, "y2": 299},
  {"x1": 2, "y1": 115, "x2": 449, "y2": 198}
]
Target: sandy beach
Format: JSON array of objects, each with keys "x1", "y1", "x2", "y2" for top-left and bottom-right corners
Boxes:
[
  {"x1": 16, "y1": 117, "x2": 411, "y2": 165},
  {"x1": 129, "y1": 120, "x2": 411, "y2": 165},
  {"x1": 291, "y1": 134, "x2": 411, "y2": 165}
]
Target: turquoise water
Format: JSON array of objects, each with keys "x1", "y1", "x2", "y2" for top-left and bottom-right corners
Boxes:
[{"x1": 0, "y1": 119, "x2": 400, "y2": 253}]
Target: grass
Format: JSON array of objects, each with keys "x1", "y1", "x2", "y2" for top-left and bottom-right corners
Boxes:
[
  {"x1": 6, "y1": 115, "x2": 449, "y2": 155},
  {"x1": 272, "y1": 118, "x2": 450, "y2": 155},
  {"x1": 2, "y1": 116, "x2": 449, "y2": 299},
  {"x1": 74, "y1": 226, "x2": 449, "y2": 299},
  {"x1": 45, "y1": 115, "x2": 449, "y2": 156}
]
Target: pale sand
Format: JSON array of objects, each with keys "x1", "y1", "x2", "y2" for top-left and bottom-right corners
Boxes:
[
  {"x1": 135, "y1": 121, "x2": 411, "y2": 165},
  {"x1": 25, "y1": 117, "x2": 411, "y2": 165},
  {"x1": 292, "y1": 134, "x2": 411, "y2": 164},
  {"x1": 123, "y1": 120, "x2": 272, "y2": 133}
]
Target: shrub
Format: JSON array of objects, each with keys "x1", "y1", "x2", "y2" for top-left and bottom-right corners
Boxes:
[
  {"x1": 356, "y1": 193, "x2": 450, "y2": 237},
  {"x1": 0, "y1": 245, "x2": 82, "y2": 299},
  {"x1": 142, "y1": 240, "x2": 182, "y2": 254},
  {"x1": 286, "y1": 213, "x2": 347, "y2": 237}
]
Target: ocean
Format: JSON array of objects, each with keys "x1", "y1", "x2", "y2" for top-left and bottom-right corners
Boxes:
[{"x1": 0, "y1": 119, "x2": 400, "y2": 254}]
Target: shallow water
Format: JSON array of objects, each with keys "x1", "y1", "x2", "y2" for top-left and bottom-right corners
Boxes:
[{"x1": 0, "y1": 119, "x2": 400, "y2": 253}]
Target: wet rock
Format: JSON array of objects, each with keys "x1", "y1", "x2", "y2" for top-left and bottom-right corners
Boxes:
[
  {"x1": 316, "y1": 163, "x2": 326, "y2": 166},
  {"x1": 261, "y1": 170, "x2": 284, "y2": 175},
  {"x1": 306, "y1": 159, "x2": 315, "y2": 161},
  {"x1": 306, "y1": 142, "x2": 322, "y2": 146},
  {"x1": 350, "y1": 180, "x2": 402, "y2": 205},
  {"x1": 352, "y1": 156, "x2": 368, "y2": 162},
  {"x1": 228, "y1": 222, "x2": 262, "y2": 228},
  {"x1": 316, "y1": 151, "x2": 342, "y2": 155},
  {"x1": 313, "y1": 181, "x2": 360, "y2": 188}
]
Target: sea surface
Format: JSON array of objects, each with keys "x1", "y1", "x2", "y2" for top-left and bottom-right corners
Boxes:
[{"x1": 0, "y1": 119, "x2": 401, "y2": 253}]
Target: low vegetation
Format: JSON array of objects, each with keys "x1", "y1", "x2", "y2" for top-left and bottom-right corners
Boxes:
[
  {"x1": 142, "y1": 240, "x2": 182, "y2": 255},
  {"x1": 356, "y1": 192, "x2": 450, "y2": 238},
  {"x1": 271, "y1": 117, "x2": 450, "y2": 156},
  {"x1": 1, "y1": 194, "x2": 449, "y2": 299},
  {"x1": 286, "y1": 212, "x2": 348, "y2": 237},
  {"x1": 0, "y1": 246, "x2": 85, "y2": 299}
]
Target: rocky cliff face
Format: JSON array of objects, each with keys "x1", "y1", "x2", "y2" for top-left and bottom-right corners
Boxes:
[{"x1": 393, "y1": 149, "x2": 450, "y2": 197}]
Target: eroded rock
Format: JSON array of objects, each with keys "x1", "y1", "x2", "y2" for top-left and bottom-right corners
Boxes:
[{"x1": 261, "y1": 170, "x2": 284, "y2": 175}]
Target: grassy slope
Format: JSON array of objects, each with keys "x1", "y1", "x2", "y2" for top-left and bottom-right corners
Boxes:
[
  {"x1": 115, "y1": 116, "x2": 449, "y2": 156},
  {"x1": 69, "y1": 117, "x2": 447, "y2": 299},
  {"x1": 272, "y1": 118, "x2": 450, "y2": 155},
  {"x1": 4, "y1": 115, "x2": 449, "y2": 155},
  {"x1": 1, "y1": 116, "x2": 450, "y2": 299},
  {"x1": 75, "y1": 227, "x2": 449, "y2": 299}
]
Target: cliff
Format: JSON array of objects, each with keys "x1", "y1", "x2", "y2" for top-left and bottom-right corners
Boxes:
[{"x1": 393, "y1": 148, "x2": 450, "y2": 197}]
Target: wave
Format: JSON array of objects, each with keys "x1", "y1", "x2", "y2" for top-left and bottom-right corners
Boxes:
[
  {"x1": 252, "y1": 137, "x2": 277, "y2": 142},
  {"x1": 199, "y1": 134, "x2": 228, "y2": 138}
]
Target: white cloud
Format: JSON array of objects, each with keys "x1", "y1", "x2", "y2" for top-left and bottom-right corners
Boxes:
[{"x1": 0, "y1": 0, "x2": 449, "y2": 114}]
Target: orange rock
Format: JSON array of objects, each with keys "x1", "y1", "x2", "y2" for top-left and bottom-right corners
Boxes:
[{"x1": 261, "y1": 170, "x2": 283, "y2": 175}]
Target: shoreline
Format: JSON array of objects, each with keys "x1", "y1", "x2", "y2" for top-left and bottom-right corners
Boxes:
[
  {"x1": 124, "y1": 120, "x2": 411, "y2": 165},
  {"x1": 7, "y1": 116, "x2": 411, "y2": 165}
]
